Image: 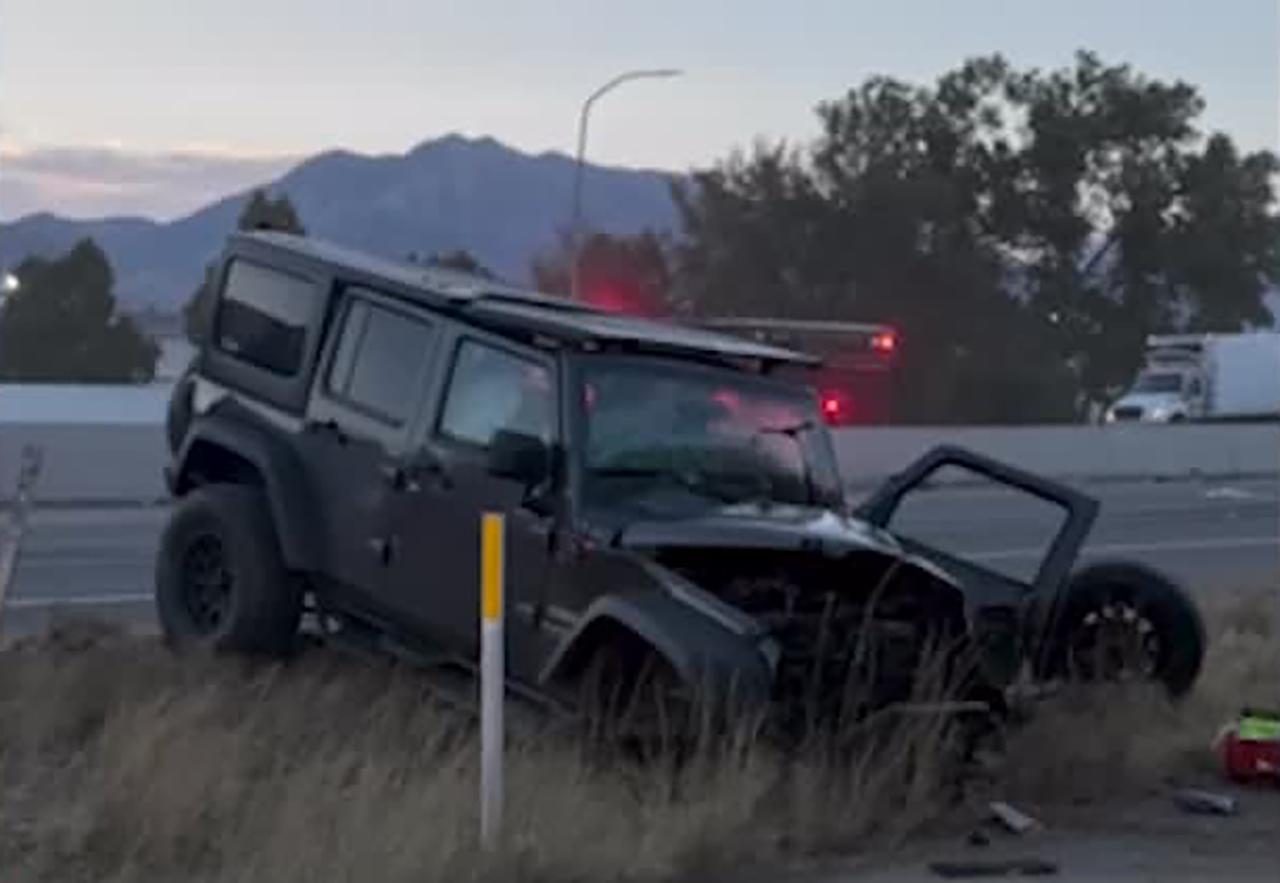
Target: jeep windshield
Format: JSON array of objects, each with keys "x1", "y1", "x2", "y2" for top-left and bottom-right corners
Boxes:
[{"x1": 576, "y1": 356, "x2": 845, "y2": 514}]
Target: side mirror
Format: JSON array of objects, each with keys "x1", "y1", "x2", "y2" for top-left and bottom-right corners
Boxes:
[{"x1": 488, "y1": 430, "x2": 550, "y2": 486}]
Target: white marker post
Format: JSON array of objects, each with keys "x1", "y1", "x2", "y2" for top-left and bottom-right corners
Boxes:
[{"x1": 479, "y1": 512, "x2": 505, "y2": 850}]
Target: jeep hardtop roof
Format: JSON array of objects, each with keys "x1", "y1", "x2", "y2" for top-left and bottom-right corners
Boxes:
[{"x1": 227, "y1": 231, "x2": 820, "y2": 370}]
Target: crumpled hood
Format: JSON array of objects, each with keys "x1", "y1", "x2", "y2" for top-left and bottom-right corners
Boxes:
[{"x1": 613, "y1": 502, "x2": 962, "y2": 588}]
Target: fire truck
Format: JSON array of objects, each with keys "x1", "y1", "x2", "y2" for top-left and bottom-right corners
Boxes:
[
  {"x1": 571, "y1": 284, "x2": 901, "y2": 425},
  {"x1": 689, "y1": 317, "x2": 901, "y2": 426}
]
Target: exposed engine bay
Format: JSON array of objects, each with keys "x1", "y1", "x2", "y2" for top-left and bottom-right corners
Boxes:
[{"x1": 653, "y1": 547, "x2": 978, "y2": 732}]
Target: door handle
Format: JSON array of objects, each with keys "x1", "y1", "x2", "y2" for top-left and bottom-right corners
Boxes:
[
  {"x1": 305, "y1": 418, "x2": 347, "y2": 443},
  {"x1": 381, "y1": 462, "x2": 422, "y2": 493},
  {"x1": 381, "y1": 452, "x2": 450, "y2": 492}
]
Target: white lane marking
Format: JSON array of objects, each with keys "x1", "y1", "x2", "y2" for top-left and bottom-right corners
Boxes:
[
  {"x1": 973, "y1": 535, "x2": 1280, "y2": 562},
  {"x1": 1205, "y1": 487, "x2": 1259, "y2": 501},
  {"x1": 19, "y1": 557, "x2": 155, "y2": 570},
  {"x1": 4, "y1": 592, "x2": 152, "y2": 610}
]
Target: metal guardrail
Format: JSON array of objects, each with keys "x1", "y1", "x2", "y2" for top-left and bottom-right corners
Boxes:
[{"x1": 0, "y1": 444, "x2": 45, "y2": 629}]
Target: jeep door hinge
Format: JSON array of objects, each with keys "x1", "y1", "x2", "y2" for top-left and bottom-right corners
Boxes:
[{"x1": 368, "y1": 536, "x2": 395, "y2": 566}]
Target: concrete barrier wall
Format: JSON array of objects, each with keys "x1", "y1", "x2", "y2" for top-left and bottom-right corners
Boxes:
[
  {"x1": 831, "y1": 424, "x2": 1280, "y2": 487},
  {"x1": 3, "y1": 379, "x2": 1277, "y2": 503},
  {"x1": 4, "y1": 417, "x2": 1277, "y2": 505},
  {"x1": 0, "y1": 383, "x2": 172, "y2": 425},
  {"x1": 1, "y1": 422, "x2": 170, "y2": 504}
]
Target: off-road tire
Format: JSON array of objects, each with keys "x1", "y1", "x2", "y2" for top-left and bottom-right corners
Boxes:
[
  {"x1": 1049, "y1": 561, "x2": 1206, "y2": 698},
  {"x1": 155, "y1": 483, "x2": 302, "y2": 656}
]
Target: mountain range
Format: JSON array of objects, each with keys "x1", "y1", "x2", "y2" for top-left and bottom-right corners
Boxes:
[
  {"x1": 0, "y1": 134, "x2": 682, "y2": 310},
  {"x1": 2, "y1": 134, "x2": 1276, "y2": 328}
]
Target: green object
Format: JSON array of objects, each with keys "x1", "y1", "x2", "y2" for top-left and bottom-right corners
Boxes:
[{"x1": 1237, "y1": 711, "x2": 1280, "y2": 741}]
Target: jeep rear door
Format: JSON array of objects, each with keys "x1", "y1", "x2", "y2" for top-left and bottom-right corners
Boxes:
[{"x1": 293, "y1": 286, "x2": 443, "y2": 617}]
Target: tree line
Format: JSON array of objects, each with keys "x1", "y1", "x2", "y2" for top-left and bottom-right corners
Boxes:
[
  {"x1": 4, "y1": 51, "x2": 1275, "y2": 424},
  {"x1": 548, "y1": 52, "x2": 1279, "y2": 423}
]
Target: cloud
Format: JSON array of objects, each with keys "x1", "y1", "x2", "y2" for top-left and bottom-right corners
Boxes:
[{"x1": 0, "y1": 144, "x2": 301, "y2": 221}]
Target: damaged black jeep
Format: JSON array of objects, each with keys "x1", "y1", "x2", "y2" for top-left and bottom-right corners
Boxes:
[{"x1": 159, "y1": 231, "x2": 1207, "y2": 740}]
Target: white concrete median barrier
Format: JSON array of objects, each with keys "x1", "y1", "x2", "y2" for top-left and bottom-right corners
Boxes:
[
  {"x1": 2, "y1": 384, "x2": 1278, "y2": 505},
  {"x1": 0, "y1": 423, "x2": 170, "y2": 505},
  {"x1": 831, "y1": 423, "x2": 1280, "y2": 487}
]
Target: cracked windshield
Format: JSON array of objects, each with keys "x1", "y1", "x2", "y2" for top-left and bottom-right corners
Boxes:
[{"x1": 582, "y1": 361, "x2": 843, "y2": 510}]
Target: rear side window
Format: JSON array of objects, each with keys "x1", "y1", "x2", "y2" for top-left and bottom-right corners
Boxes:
[
  {"x1": 215, "y1": 260, "x2": 319, "y2": 376},
  {"x1": 326, "y1": 295, "x2": 435, "y2": 426}
]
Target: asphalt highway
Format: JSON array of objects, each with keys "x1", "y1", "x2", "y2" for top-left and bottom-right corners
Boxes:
[{"x1": 2, "y1": 477, "x2": 1276, "y2": 636}]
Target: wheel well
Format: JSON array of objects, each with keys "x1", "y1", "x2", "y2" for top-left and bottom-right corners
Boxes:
[
  {"x1": 555, "y1": 619, "x2": 672, "y2": 695},
  {"x1": 178, "y1": 441, "x2": 265, "y2": 493}
]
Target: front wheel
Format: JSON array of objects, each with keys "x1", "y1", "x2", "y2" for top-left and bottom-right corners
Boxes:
[
  {"x1": 577, "y1": 644, "x2": 703, "y2": 764},
  {"x1": 155, "y1": 484, "x2": 303, "y2": 656},
  {"x1": 1046, "y1": 562, "x2": 1206, "y2": 698}
]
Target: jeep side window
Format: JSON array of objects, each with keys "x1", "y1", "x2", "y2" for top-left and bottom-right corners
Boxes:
[
  {"x1": 437, "y1": 340, "x2": 554, "y2": 448},
  {"x1": 325, "y1": 294, "x2": 435, "y2": 426},
  {"x1": 214, "y1": 259, "x2": 319, "y2": 376}
]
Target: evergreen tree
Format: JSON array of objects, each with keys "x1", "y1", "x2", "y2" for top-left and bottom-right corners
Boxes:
[{"x1": 0, "y1": 239, "x2": 160, "y2": 383}]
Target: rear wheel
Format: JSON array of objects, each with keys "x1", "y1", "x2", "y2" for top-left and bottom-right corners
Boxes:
[
  {"x1": 155, "y1": 484, "x2": 302, "y2": 656},
  {"x1": 1050, "y1": 562, "x2": 1206, "y2": 698}
]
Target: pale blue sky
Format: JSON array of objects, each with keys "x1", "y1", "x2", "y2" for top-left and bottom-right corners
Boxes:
[{"x1": 1, "y1": 0, "x2": 1276, "y2": 219}]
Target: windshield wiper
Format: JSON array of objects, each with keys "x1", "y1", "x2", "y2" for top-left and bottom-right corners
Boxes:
[{"x1": 588, "y1": 465, "x2": 743, "y2": 505}]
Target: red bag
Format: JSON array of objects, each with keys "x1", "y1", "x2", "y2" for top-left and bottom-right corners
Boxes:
[{"x1": 1219, "y1": 710, "x2": 1280, "y2": 785}]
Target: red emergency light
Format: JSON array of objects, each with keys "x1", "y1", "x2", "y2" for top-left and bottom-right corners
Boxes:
[
  {"x1": 870, "y1": 330, "x2": 897, "y2": 353},
  {"x1": 821, "y1": 395, "x2": 843, "y2": 422}
]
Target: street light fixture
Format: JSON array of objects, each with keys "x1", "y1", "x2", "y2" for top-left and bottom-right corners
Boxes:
[{"x1": 569, "y1": 67, "x2": 683, "y2": 302}]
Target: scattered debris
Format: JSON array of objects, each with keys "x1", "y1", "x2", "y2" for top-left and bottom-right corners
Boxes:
[
  {"x1": 988, "y1": 801, "x2": 1042, "y2": 835},
  {"x1": 1171, "y1": 788, "x2": 1239, "y2": 816},
  {"x1": 966, "y1": 828, "x2": 993, "y2": 848},
  {"x1": 930, "y1": 857, "x2": 1059, "y2": 878}
]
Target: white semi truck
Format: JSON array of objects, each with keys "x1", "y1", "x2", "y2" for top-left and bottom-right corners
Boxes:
[{"x1": 1104, "y1": 332, "x2": 1280, "y2": 424}]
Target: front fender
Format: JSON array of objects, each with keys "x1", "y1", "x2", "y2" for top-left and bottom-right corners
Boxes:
[{"x1": 539, "y1": 590, "x2": 776, "y2": 711}]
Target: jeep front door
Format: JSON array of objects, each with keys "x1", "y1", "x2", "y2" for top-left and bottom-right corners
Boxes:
[{"x1": 381, "y1": 334, "x2": 559, "y2": 677}]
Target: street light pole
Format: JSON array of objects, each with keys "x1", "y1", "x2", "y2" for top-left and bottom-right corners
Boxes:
[{"x1": 569, "y1": 68, "x2": 682, "y2": 302}]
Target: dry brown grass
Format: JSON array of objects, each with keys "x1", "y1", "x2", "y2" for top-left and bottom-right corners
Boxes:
[
  {"x1": 0, "y1": 617, "x2": 964, "y2": 883},
  {"x1": 0, "y1": 587, "x2": 1274, "y2": 883},
  {"x1": 993, "y1": 586, "x2": 1279, "y2": 808}
]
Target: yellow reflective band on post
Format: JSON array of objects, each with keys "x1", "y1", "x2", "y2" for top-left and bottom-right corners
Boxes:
[{"x1": 481, "y1": 513, "x2": 505, "y2": 622}]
